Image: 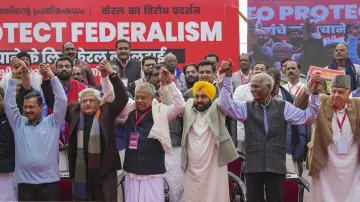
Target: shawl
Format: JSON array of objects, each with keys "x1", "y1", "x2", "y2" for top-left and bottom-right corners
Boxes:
[{"x1": 73, "y1": 109, "x2": 102, "y2": 199}]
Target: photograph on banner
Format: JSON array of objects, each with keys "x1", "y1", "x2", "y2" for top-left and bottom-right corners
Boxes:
[
  {"x1": 308, "y1": 66, "x2": 345, "y2": 90},
  {"x1": 0, "y1": 0, "x2": 240, "y2": 84},
  {"x1": 247, "y1": 0, "x2": 360, "y2": 75}
]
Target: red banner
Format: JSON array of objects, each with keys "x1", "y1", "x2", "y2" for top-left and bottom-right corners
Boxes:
[
  {"x1": 248, "y1": 0, "x2": 360, "y2": 40},
  {"x1": 0, "y1": 0, "x2": 239, "y2": 83}
]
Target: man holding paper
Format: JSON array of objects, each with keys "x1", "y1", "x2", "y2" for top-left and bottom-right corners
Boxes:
[{"x1": 296, "y1": 75, "x2": 360, "y2": 202}]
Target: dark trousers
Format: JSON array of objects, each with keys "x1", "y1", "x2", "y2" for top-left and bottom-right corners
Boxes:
[
  {"x1": 245, "y1": 172, "x2": 285, "y2": 202},
  {"x1": 18, "y1": 181, "x2": 59, "y2": 201},
  {"x1": 73, "y1": 172, "x2": 117, "y2": 201}
]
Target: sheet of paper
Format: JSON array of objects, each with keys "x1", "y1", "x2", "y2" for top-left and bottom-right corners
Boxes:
[
  {"x1": 59, "y1": 149, "x2": 69, "y2": 172},
  {"x1": 121, "y1": 78, "x2": 128, "y2": 87}
]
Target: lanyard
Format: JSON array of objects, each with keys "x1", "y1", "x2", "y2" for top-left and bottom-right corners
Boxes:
[
  {"x1": 240, "y1": 71, "x2": 252, "y2": 85},
  {"x1": 288, "y1": 83, "x2": 301, "y2": 96},
  {"x1": 334, "y1": 102, "x2": 348, "y2": 134},
  {"x1": 135, "y1": 109, "x2": 152, "y2": 127}
]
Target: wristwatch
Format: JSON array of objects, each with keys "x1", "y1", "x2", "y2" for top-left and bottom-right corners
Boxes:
[{"x1": 109, "y1": 71, "x2": 117, "y2": 78}]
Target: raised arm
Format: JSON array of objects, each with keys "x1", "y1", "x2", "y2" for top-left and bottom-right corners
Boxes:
[
  {"x1": 284, "y1": 93, "x2": 320, "y2": 125},
  {"x1": 4, "y1": 58, "x2": 26, "y2": 129},
  {"x1": 41, "y1": 64, "x2": 67, "y2": 127},
  {"x1": 83, "y1": 64, "x2": 97, "y2": 87},
  {"x1": 100, "y1": 75, "x2": 115, "y2": 103},
  {"x1": 159, "y1": 68, "x2": 185, "y2": 120},
  {"x1": 218, "y1": 77, "x2": 248, "y2": 122},
  {"x1": 99, "y1": 60, "x2": 128, "y2": 120},
  {"x1": 217, "y1": 59, "x2": 248, "y2": 122}
]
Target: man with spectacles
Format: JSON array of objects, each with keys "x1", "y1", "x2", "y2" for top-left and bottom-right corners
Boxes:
[
  {"x1": 233, "y1": 62, "x2": 270, "y2": 152},
  {"x1": 219, "y1": 60, "x2": 321, "y2": 202},
  {"x1": 128, "y1": 56, "x2": 157, "y2": 97},
  {"x1": 42, "y1": 60, "x2": 128, "y2": 201}
]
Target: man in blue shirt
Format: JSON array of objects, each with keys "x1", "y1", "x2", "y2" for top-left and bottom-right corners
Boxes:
[{"x1": 4, "y1": 58, "x2": 67, "y2": 201}]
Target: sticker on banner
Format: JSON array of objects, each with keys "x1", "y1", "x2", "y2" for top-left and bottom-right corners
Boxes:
[{"x1": 129, "y1": 132, "x2": 139, "y2": 149}]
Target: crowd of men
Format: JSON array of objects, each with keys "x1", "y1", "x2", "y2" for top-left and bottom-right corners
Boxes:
[{"x1": 0, "y1": 31, "x2": 360, "y2": 202}]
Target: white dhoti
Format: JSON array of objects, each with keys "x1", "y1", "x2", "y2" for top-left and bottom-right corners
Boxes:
[
  {"x1": 184, "y1": 113, "x2": 230, "y2": 202},
  {"x1": 124, "y1": 173, "x2": 164, "y2": 202},
  {"x1": 117, "y1": 149, "x2": 125, "y2": 202},
  {"x1": 0, "y1": 172, "x2": 16, "y2": 201},
  {"x1": 309, "y1": 110, "x2": 360, "y2": 202},
  {"x1": 164, "y1": 146, "x2": 184, "y2": 202}
]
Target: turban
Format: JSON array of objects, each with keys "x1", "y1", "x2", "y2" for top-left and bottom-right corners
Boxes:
[{"x1": 192, "y1": 81, "x2": 216, "y2": 100}]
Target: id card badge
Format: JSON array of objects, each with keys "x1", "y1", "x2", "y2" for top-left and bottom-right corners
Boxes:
[
  {"x1": 129, "y1": 132, "x2": 139, "y2": 149},
  {"x1": 337, "y1": 138, "x2": 348, "y2": 154},
  {"x1": 121, "y1": 78, "x2": 128, "y2": 87}
]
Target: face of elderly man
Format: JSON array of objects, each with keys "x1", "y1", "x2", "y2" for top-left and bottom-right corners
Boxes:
[
  {"x1": 330, "y1": 87, "x2": 351, "y2": 109},
  {"x1": 135, "y1": 84, "x2": 154, "y2": 112},
  {"x1": 250, "y1": 75, "x2": 272, "y2": 102},
  {"x1": 80, "y1": 92, "x2": 101, "y2": 115}
]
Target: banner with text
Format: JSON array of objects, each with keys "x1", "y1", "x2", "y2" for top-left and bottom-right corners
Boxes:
[
  {"x1": 0, "y1": 0, "x2": 239, "y2": 83},
  {"x1": 248, "y1": 0, "x2": 360, "y2": 73}
]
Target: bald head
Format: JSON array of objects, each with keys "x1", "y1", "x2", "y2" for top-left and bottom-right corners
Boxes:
[
  {"x1": 334, "y1": 44, "x2": 348, "y2": 62},
  {"x1": 164, "y1": 53, "x2": 177, "y2": 73}
]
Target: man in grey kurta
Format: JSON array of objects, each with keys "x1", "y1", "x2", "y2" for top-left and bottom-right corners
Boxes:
[{"x1": 218, "y1": 61, "x2": 321, "y2": 202}]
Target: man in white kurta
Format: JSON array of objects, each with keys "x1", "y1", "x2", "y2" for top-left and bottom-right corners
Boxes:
[
  {"x1": 305, "y1": 75, "x2": 360, "y2": 202},
  {"x1": 182, "y1": 81, "x2": 238, "y2": 202},
  {"x1": 120, "y1": 68, "x2": 185, "y2": 202}
]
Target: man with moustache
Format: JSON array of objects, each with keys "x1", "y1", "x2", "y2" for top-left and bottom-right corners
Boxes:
[
  {"x1": 232, "y1": 54, "x2": 253, "y2": 90},
  {"x1": 283, "y1": 60, "x2": 306, "y2": 97},
  {"x1": 280, "y1": 58, "x2": 291, "y2": 85},
  {"x1": 204, "y1": 53, "x2": 219, "y2": 68},
  {"x1": 181, "y1": 63, "x2": 199, "y2": 93},
  {"x1": 286, "y1": 29, "x2": 304, "y2": 54},
  {"x1": 128, "y1": 56, "x2": 157, "y2": 97},
  {"x1": 326, "y1": 43, "x2": 360, "y2": 90},
  {"x1": 233, "y1": 62, "x2": 270, "y2": 152},
  {"x1": 51, "y1": 42, "x2": 96, "y2": 86},
  {"x1": 181, "y1": 80, "x2": 238, "y2": 202},
  {"x1": 183, "y1": 60, "x2": 218, "y2": 100},
  {"x1": 219, "y1": 61, "x2": 321, "y2": 202},
  {"x1": 110, "y1": 39, "x2": 142, "y2": 87},
  {"x1": 50, "y1": 57, "x2": 88, "y2": 150},
  {"x1": 164, "y1": 53, "x2": 185, "y2": 89},
  {"x1": 72, "y1": 66, "x2": 83, "y2": 83}
]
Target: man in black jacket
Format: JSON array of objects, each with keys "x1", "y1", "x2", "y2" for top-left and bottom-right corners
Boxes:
[{"x1": 110, "y1": 39, "x2": 141, "y2": 87}]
